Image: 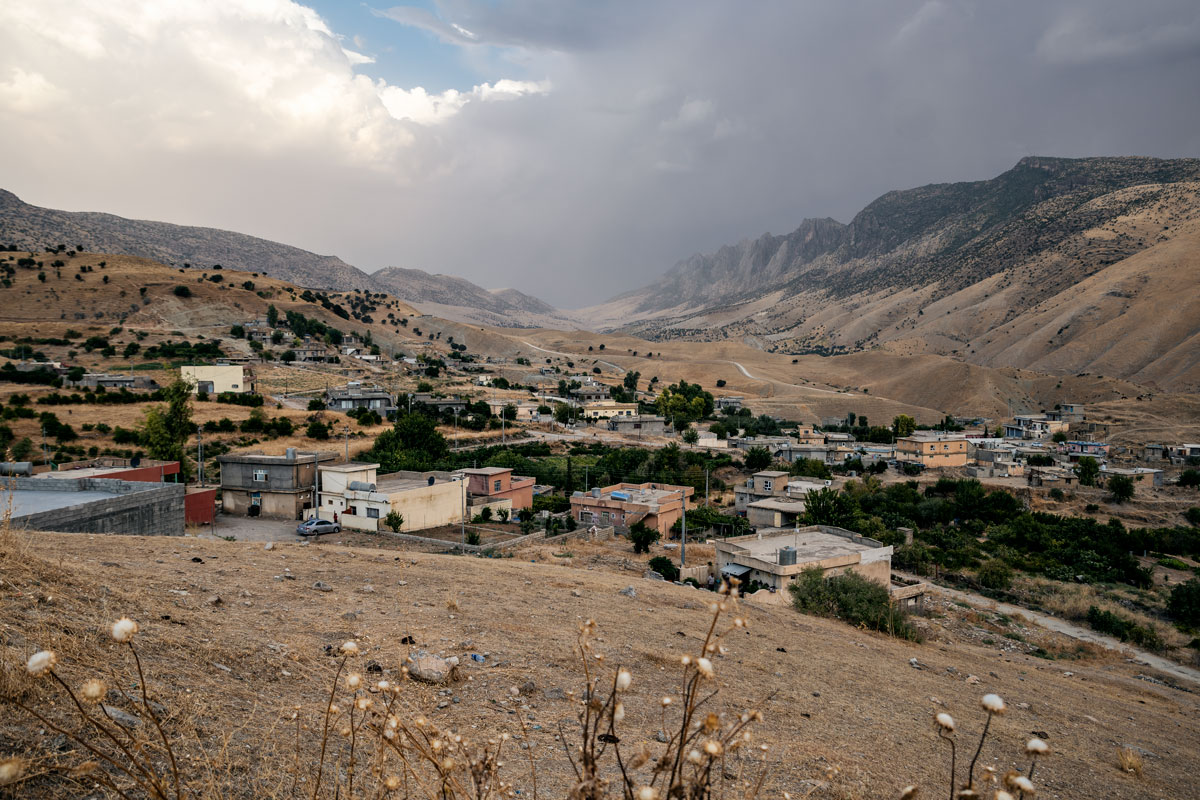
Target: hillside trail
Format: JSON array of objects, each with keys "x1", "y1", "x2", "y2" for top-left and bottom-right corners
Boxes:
[
  {"x1": 521, "y1": 340, "x2": 626, "y2": 373},
  {"x1": 898, "y1": 571, "x2": 1200, "y2": 686},
  {"x1": 723, "y1": 360, "x2": 860, "y2": 397}
]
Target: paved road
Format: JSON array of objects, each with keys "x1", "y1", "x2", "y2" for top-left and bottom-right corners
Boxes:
[{"x1": 901, "y1": 572, "x2": 1200, "y2": 687}]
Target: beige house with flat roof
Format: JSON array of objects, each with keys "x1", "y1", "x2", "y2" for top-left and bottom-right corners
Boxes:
[
  {"x1": 317, "y1": 462, "x2": 464, "y2": 532},
  {"x1": 896, "y1": 433, "x2": 968, "y2": 468},
  {"x1": 714, "y1": 525, "x2": 892, "y2": 591},
  {"x1": 181, "y1": 364, "x2": 256, "y2": 395}
]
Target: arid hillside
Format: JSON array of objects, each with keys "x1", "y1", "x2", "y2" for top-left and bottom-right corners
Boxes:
[
  {"x1": 579, "y1": 158, "x2": 1200, "y2": 392},
  {"x1": 2, "y1": 531, "x2": 1197, "y2": 799}
]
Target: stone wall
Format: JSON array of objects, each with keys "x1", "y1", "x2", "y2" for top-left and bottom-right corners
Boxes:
[{"x1": 7, "y1": 477, "x2": 185, "y2": 535}]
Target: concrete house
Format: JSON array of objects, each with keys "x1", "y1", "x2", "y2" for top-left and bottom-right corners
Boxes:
[
  {"x1": 607, "y1": 415, "x2": 669, "y2": 436},
  {"x1": 64, "y1": 373, "x2": 159, "y2": 391},
  {"x1": 463, "y1": 467, "x2": 535, "y2": 512},
  {"x1": 6, "y1": 476, "x2": 186, "y2": 536},
  {"x1": 181, "y1": 364, "x2": 256, "y2": 395},
  {"x1": 745, "y1": 498, "x2": 808, "y2": 528},
  {"x1": 714, "y1": 525, "x2": 892, "y2": 592},
  {"x1": 317, "y1": 462, "x2": 465, "y2": 532},
  {"x1": 571, "y1": 385, "x2": 611, "y2": 403},
  {"x1": 715, "y1": 396, "x2": 744, "y2": 412},
  {"x1": 1003, "y1": 415, "x2": 1068, "y2": 440},
  {"x1": 734, "y1": 471, "x2": 827, "y2": 513},
  {"x1": 1097, "y1": 465, "x2": 1164, "y2": 489},
  {"x1": 581, "y1": 401, "x2": 638, "y2": 421},
  {"x1": 326, "y1": 382, "x2": 396, "y2": 417},
  {"x1": 895, "y1": 433, "x2": 968, "y2": 468},
  {"x1": 1065, "y1": 440, "x2": 1109, "y2": 460},
  {"x1": 570, "y1": 482, "x2": 694, "y2": 535},
  {"x1": 217, "y1": 449, "x2": 336, "y2": 519}
]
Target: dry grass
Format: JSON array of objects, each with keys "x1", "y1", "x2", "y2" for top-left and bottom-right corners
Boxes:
[
  {"x1": 1117, "y1": 747, "x2": 1144, "y2": 778},
  {"x1": 1020, "y1": 578, "x2": 1189, "y2": 653}
]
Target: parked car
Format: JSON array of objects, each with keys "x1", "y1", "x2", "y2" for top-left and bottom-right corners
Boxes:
[{"x1": 297, "y1": 518, "x2": 341, "y2": 537}]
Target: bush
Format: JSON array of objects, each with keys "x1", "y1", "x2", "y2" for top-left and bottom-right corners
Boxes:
[
  {"x1": 1085, "y1": 606, "x2": 1164, "y2": 650},
  {"x1": 1179, "y1": 469, "x2": 1200, "y2": 488},
  {"x1": 173, "y1": 285, "x2": 191, "y2": 298},
  {"x1": 1186, "y1": 508, "x2": 1200, "y2": 527},
  {"x1": 648, "y1": 556, "x2": 680, "y2": 582},
  {"x1": 308, "y1": 398, "x2": 327, "y2": 411},
  {"x1": 977, "y1": 559, "x2": 1014, "y2": 591},
  {"x1": 789, "y1": 567, "x2": 920, "y2": 641},
  {"x1": 1168, "y1": 578, "x2": 1200, "y2": 628},
  {"x1": 306, "y1": 420, "x2": 330, "y2": 440},
  {"x1": 1048, "y1": 488, "x2": 1065, "y2": 501},
  {"x1": 1107, "y1": 474, "x2": 1135, "y2": 504},
  {"x1": 629, "y1": 521, "x2": 660, "y2": 554},
  {"x1": 384, "y1": 511, "x2": 404, "y2": 533}
]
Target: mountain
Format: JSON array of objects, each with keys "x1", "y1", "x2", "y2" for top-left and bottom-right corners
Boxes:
[
  {"x1": 580, "y1": 156, "x2": 1200, "y2": 390},
  {"x1": 0, "y1": 190, "x2": 572, "y2": 328},
  {"x1": 371, "y1": 266, "x2": 583, "y2": 329},
  {"x1": 0, "y1": 189, "x2": 376, "y2": 291}
]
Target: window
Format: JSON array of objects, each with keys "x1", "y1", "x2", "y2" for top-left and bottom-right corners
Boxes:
[
  {"x1": 366, "y1": 507, "x2": 380, "y2": 519},
  {"x1": 252, "y1": 469, "x2": 268, "y2": 482},
  {"x1": 493, "y1": 480, "x2": 502, "y2": 492},
  {"x1": 763, "y1": 479, "x2": 773, "y2": 491}
]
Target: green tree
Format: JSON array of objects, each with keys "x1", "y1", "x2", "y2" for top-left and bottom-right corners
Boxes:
[
  {"x1": 623, "y1": 371, "x2": 641, "y2": 391},
  {"x1": 369, "y1": 412, "x2": 449, "y2": 470},
  {"x1": 384, "y1": 510, "x2": 404, "y2": 533},
  {"x1": 647, "y1": 556, "x2": 680, "y2": 582},
  {"x1": 11, "y1": 437, "x2": 33, "y2": 461},
  {"x1": 497, "y1": 508, "x2": 510, "y2": 523},
  {"x1": 266, "y1": 304, "x2": 279, "y2": 327},
  {"x1": 1107, "y1": 474, "x2": 1135, "y2": 504},
  {"x1": 801, "y1": 487, "x2": 856, "y2": 528},
  {"x1": 1075, "y1": 456, "x2": 1100, "y2": 486},
  {"x1": 789, "y1": 458, "x2": 831, "y2": 480},
  {"x1": 141, "y1": 379, "x2": 193, "y2": 476},
  {"x1": 554, "y1": 403, "x2": 572, "y2": 425},
  {"x1": 280, "y1": 349, "x2": 296, "y2": 363},
  {"x1": 629, "y1": 521, "x2": 660, "y2": 554},
  {"x1": 744, "y1": 446, "x2": 772, "y2": 471},
  {"x1": 681, "y1": 428, "x2": 699, "y2": 445},
  {"x1": 173, "y1": 285, "x2": 191, "y2": 298},
  {"x1": 892, "y1": 415, "x2": 916, "y2": 438},
  {"x1": 230, "y1": 324, "x2": 245, "y2": 338},
  {"x1": 306, "y1": 420, "x2": 330, "y2": 440},
  {"x1": 502, "y1": 403, "x2": 517, "y2": 421},
  {"x1": 1051, "y1": 431, "x2": 1068, "y2": 443},
  {"x1": 1168, "y1": 579, "x2": 1200, "y2": 627},
  {"x1": 977, "y1": 559, "x2": 1014, "y2": 590}
]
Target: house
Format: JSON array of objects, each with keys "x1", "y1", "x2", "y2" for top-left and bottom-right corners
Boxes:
[
  {"x1": 463, "y1": 467, "x2": 535, "y2": 512},
  {"x1": 1046, "y1": 403, "x2": 1085, "y2": 423},
  {"x1": 1065, "y1": 440, "x2": 1109, "y2": 461},
  {"x1": 581, "y1": 401, "x2": 638, "y2": 421},
  {"x1": 570, "y1": 482, "x2": 694, "y2": 535},
  {"x1": 695, "y1": 430, "x2": 729, "y2": 448},
  {"x1": 571, "y1": 385, "x2": 611, "y2": 403},
  {"x1": 1003, "y1": 415, "x2": 1069, "y2": 440},
  {"x1": 1167, "y1": 444, "x2": 1200, "y2": 463},
  {"x1": 316, "y1": 462, "x2": 464, "y2": 532},
  {"x1": 1097, "y1": 465, "x2": 1164, "y2": 489},
  {"x1": 1026, "y1": 466, "x2": 1076, "y2": 487},
  {"x1": 895, "y1": 433, "x2": 968, "y2": 468},
  {"x1": 608, "y1": 415, "x2": 669, "y2": 436},
  {"x1": 6, "y1": 476, "x2": 186, "y2": 536},
  {"x1": 64, "y1": 373, "x2": 158, "y2": 391},
  {"x1": 734, "y1": 472, "x2": 827, "y2": 513},
  {"x1": 181, "y1": 364, "x2": 256, "y2": 395},
  {"x1": 326, "y1": 382, "x2": 397, "y2": 417},
  {"x1": 713, "y1": 525, "x2": 892, "y2": 592},
  {"x1": 294, "y1": 344, "x2": 329, "y2": 363},
  {"x1": 410, "y1": 393, "x2": 468, "y2": 414},
  {"x1": 715, "y1": 396, "x2": 744, "y2": 412},
  {"x1": 794, "y1": 427, "x2": 826, "y2": 446},
  {"x1": 36, "y1": 457, "x2": 215, "y2": 526},
  {"x1": 746, "y1": 498, "x2": 808, "y2": 528},
  {"x1": 217, "y1": 448, "x2": 336, "y2": 519}
]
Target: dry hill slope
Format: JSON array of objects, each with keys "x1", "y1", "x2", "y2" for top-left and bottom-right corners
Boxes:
[
  {"x1": 579, "y1": 157, "x2": 1200, "y2": 391},
  {"x1": 2, "y1": 532, "x2": 1196, "y2": 799}
]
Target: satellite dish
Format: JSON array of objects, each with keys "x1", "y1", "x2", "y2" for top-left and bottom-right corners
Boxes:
[{"x1": 130, "y1": 455, "x2": 141, "y2": 468}]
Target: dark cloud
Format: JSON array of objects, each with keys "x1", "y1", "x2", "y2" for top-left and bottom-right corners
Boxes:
[{"x1": 1, "y1": 1, "x2": 1197, "y2": 308}]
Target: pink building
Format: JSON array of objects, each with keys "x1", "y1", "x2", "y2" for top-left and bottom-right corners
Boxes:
[{"x1": 463, "y1": 467, "x2": 535, "y2": 511}]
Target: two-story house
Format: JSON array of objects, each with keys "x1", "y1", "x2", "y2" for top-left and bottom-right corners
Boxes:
[{"x1": 217, "y1": 448, "x2": 336, "y2": 519}]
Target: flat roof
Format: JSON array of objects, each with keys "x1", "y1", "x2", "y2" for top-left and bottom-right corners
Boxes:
[
  {"x1": 373, "y1": 476, "x2": 456, "y2": 493},
  {"x1": 464, "y1": 467, "x2": 510, "y2": 475},
  {"x1": 10, "y1": 488, "x2": 124, "y2": 517},
  {"x1": 725, "y1": 529, "x2": 878, "y2": 561},
  {"x1": 321, "y1": 462, "x2": 380, "y2": 472},
  {"x1": 753, "y1": 471, "x2": 789, "y2": 478},
  {"x1": 747, "y1": 498, "x2": 807, "y2": 512}
]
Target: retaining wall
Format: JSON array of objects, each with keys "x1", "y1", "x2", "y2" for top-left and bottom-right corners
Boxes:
[{"x1": 6, "y1": 477, "x2": 186, "y2": 536}]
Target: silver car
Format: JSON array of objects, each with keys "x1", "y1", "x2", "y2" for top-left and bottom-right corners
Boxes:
[{"x1": 297, "y1": 518, "x2": 341, "y2": 537}]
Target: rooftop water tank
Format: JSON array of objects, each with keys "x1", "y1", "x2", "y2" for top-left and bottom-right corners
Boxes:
[
  {"x1": 0, "y1": 462, "x2": 32, "y2": 477},
  {"x1": 611, "y1": 491, "x2": 630, "y2": 501},
  {"x1": 779, "y1": 546, "x2": 798, "y2": 566},
  {"x1": 347, "y1": 480, "x2": 376, "y2": 492}
]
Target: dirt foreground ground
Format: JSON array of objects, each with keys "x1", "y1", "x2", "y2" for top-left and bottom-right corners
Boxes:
[{"x1": 2, "y1": 531, "x2": 1198, "y2": 799}]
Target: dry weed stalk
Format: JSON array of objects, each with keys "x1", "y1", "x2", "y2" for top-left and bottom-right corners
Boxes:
[
  {"x1": 931, "y1": 694, "x2": 1049, "y2": 800},
  {"x1": 1116, "y1": 746, "x2": 1143, "y2": 778}
]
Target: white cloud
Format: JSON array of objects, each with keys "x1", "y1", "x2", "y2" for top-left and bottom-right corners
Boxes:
[
  {"x1": 0, "y1": 68, "x2": 64, "y2": 113},
  {"x1": 380, "y1": 79, "x2": 548, "y2": 125}
]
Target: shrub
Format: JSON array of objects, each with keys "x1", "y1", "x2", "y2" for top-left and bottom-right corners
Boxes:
[
  {"x1": 629, "y1": 521, "x2": 660, "y2": 553},
  {"x1": 1168, "y1": 579, "x2": 1200, "y2": 627},
  {"x1": 308, "y1": 398, "x2": 326, "y2": 411},
  {"x1": 384, "y1": 510, "x2": 404, "y2": 533},
  {"x1": 1179, "y1": 469, "x2": 1200, "y2": 488},
  {"x1": 789, "y1": 567, "x2": 920, "y2": 641},
  {"x1": 173, "y1": 285, "x2": 191, "y2": 298},
  {"x1": 1085, "y1": 606, "x2": 1164, "y2": 650},
  {"x1": 647, "y1": 556, "x2": 680, "y2": 581},
  {"x1": 1107, "y1": 474, "x2": 1135, "y2": 504},
  {"x1": 1048, "y1": 487, "x2": 1065, "y2": 501},
  {"x1": 306, "y1": 420, "x2": 330, "y2": 440},
  {"x1": 977, "y1": 559, "x2": 1014, "y2": 590}
]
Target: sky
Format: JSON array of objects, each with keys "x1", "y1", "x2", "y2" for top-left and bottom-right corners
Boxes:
[{"x1": 0, "y1": 1, "x2": 1198, "y2": 308}]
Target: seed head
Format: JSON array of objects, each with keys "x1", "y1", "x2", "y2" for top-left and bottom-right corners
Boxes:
[
  {"x1": 80, "y1": 678, "x2": 107, "y2": 702},
  {"x1": 994, "y1": 793, "x2": 1013, "y2": 800},
  {"x1": 1025, "y1": 738, "x2": 1049, "y2": 756},
  {"x1": 660, "y1": 696, "x2": 672, "y2": 707},
  {"x1": 1011, "y1": 776, "x2": 1034, "y2": 794},
  {"x1": 733, "y1": 617, "x2": 745, "y2": 628},
  {"x1": 111, "y1": 617, "x2": 139, "y2": 643},
  {"x1": 981, "y1": 694, "x2": 1006, "y2": 714},
  {"x1": 340, "y1": 640, "x2": 360, "y2": 656},
  {"x1": 635, "y1": 786, "x2": 659, "y2": 800},
  {"x1": 696, "y1": 657, "x2": 715, "y2": 679},
  {"x1": 935, "y1": 712, "x2": 956, "y2": 732},
  {"x1": 616, "y1": 668, "x2": 632, "y2": 691},
  {"x1": 703, "y1": 739, "x2": 723, "y2": 757},
  {"x1": 899, "y1": 786, "x2": 918, "y2": 800},
  {"x1": 686, "y1": 749, "x2": 704, "y2": 765},
  {"x1": 355, "y1": 697, "x2": 370, "y2": 711},
  {"x1": 680, "y1": 655, "x2": 692, "y2": 666},
  {"x1": 25, "y1": 650, "x2": 57, "y2": 677},
  {"x1": 346, "y1": 673, "x2": 362, "y2": 690},
  {"x1": 0, "y1": 757, "x2": 25, "y2": 786},
  {"x1": 385, "y1": 775, "x2": 401, "y2": 790},
  {"x1": 613, "y1": 702, "x2": 625, "y2": 723}
]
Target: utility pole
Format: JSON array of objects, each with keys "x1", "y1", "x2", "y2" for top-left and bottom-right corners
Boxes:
[
  {"x1": 453, "y1": 408, "x2": 459, "y2": 449},
  {"x1": 342, "y1": 424, "x2": 351, "y2": 462},
  {"x1": 460, "y1": 479, "x2": 466, "y2": 551},
  {"x1": 41, "y1": 425, "x2": 48, "y2": 467},
  {"x1": 705, "y1": 469, "x2": 709, "y2": 507},
  {"x1": 196, "y1": 425, "x2": 204, "y2": 486}
]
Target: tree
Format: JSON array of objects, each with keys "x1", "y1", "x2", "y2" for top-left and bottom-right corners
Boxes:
[
  {"x1": 141, "y1": 379, "x2": 193, "y2": 476},
  {"x1": 1075, "y1": 456, "x2": 1100, "y2": 486},
  {"x1": 497, "y1": 508, "x2": 510, "y2": 523},
  {"x1": 370, "y1": 412, "x2": 449, "y2": 470},
  {"x1": 647, "y1": 556, "x2": 680, "y2": 582},
  {"x1": 744, "y1": 446, "x2": 772, "y2": 471},
  {"x1": 11, "y1": 437, "x2": 33, "y2": 461},
  {"x1": 230, "y1": 324, "x2": 245, "y2": 338},
  {"x1": 681, "y1": 428, "x2": 699, "y2": 445},
  {"x1": 1107, "y1": 474, "x2": 1135, "y2": 504},
  {"x1": 306, "y1": 420, "x2": 330, "y2": 440},
  {"x1": 502, "y1": 403, "x2": 517, "y2": 421},
  {"x1": 1178, "y1": 469, "x2": 1200, "y2": 488},
  {"x1": 789, "y1": 458, "x2": 831, "y2": 480},
  {"x1": 892, "y1": 415, "x2": 916, "y2": 438},
  {"x1": 801, "y1": 487, "x2": 856, "y2": 528},
  {"x1": 554, "y1": 403, "x2": 572, "y2": 425},
  {"x1": 977, "y1": 560, "x2": 1014, "y2": 590},
  {"x1": 1168, "y1": 579, "x2": 1200, "y2": 627},
  {"x1": 1051, "y1": 431, "x2": 1068, "y2": 443},
  {"x1": 66, "y1": 366, "x2": 85, "y2": 383},
  {"x1": 622, "y1": 371, "x2": 641, "y2": 391},
  {"x1": 266, "y1": 304, "x2": 279, "y2": 327},
  {"x1": 307, "y1": 398, "x2": 327, "y2": 411},
  {"x1": 384, "y1": 511, "x2": 404, "y2": 533},
  {"x1": 629, "y1": 521, "x2": 660, "y2": 554},
  {"x1": 280, "y1": 349, "x2": 296, "y2": 363}
]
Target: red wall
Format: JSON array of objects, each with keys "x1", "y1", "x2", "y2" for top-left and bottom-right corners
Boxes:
[
  {"x1": 185, "y1": 489, "x2": 217, "y2": 525},
  {"x1": 105, "y1": 463, "x2": 182, "y2": 483}
]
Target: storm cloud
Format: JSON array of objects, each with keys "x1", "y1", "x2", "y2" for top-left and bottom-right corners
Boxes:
[{"x1": 0, "y1": 1, "x2": 1197, "y2": 306}]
